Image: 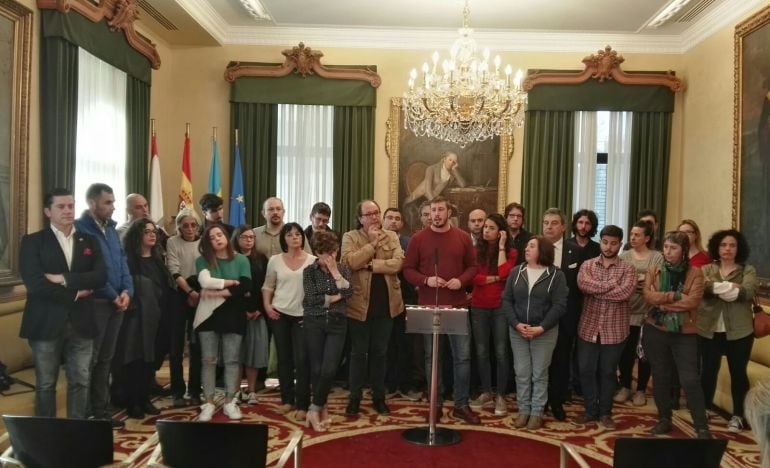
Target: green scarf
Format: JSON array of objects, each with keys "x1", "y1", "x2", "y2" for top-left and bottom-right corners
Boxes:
[{"x1": 654, "y1": 261, "x2": 688, "y2": 332}]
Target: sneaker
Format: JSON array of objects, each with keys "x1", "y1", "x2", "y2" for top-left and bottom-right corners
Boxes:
[
  {"x1": 199, "y1": 402, "x2": 216, "y2": 422},
  {"x1": 513, "y1": 413, "x2": 529, "y2": 428},
  {"x1": 599, "y1": 415, "x2": 616, "y2": 430},
  {"x1": 223, "y1": 401, "x2": 242, "y2": 420},
  {"x1": 404, "y1": 390, "x2": 423, "y2": 402},
  {"x1": 727, "y1": 415, "x2": 744, "y2": 433},
  {"x1": 246, "y1": 392, "x2": 259, "y2": 405},
  {"x1": 469, "y1": 392, "x2": 494, "y2": 409},
  {"x1": 494, "y1": 395, "x2": 508, "y2": 416},
  {"x1": 613, "y1": 387, "x2": 632, "y2": 403},
  {"x1": 649, "y1": 418, "x2": 672, "y2": 435},
  {"x1": 632, "y1": 391, "x2": 647, "y2": 406},
  {"x1": 526, "y1": 415, "x2": 543, "y2": 430}
]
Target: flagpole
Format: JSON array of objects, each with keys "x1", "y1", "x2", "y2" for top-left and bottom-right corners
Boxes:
[
  {"x1": 151, "y1": 118, "x2": 156, "y2": 137},
  {"x1": 186, "y1": 122, "x2": 190, "y2": 137},
  {"x1": 235, "y1": 128, "x2": 239, "y2": 146}
]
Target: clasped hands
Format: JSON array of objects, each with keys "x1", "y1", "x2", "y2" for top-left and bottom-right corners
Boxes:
[
  {"x1": 425, "y1": 276, "x2": 462, "y2": 290},
  {"x1": 515, "y1": 323, "x2": 545, "y2": 340}
]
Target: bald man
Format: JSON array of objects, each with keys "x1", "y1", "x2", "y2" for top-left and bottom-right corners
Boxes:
[
  {"x1": 467, "y1": 209, "x2": 486, "y2": 246},
  {"x1": 117, "y1": 194, "x2": 149, "y2": 240},
  {"x1": 253, "y1": 197, "x2": 310, "y2": 257}
]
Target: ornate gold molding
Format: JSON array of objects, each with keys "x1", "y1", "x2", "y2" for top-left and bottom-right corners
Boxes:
[
  {"x1": 224, "y1": 42, "x2": 381, "y2": 87},
  {"x1": 522, "y1": 45, "x2": 683, "y2": 92},
  {"x1": 37, "y1": 0, "x2": 161, "y2": 69}
]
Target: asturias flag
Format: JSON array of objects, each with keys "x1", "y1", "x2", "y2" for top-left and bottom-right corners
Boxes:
[
  {"x1": 178, "y1": 132, "x2": 193, "y2": 211},
  {"x1": 208, "y1": 139, "x2": 222, "y2": 197},
  {"x1": 229, "y1": 141, "x2": 246, "y2": 226},
  {"x1": 149, "y1": 132, "x2": 164, "y2": 225}
]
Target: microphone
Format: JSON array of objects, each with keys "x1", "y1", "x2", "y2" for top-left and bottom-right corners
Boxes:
[
  {"x1": 433, "y1": 248, "x2": 439, "y2": 268},
  {"x1": 433, "y1": 248, "x2": 440, "y2": 309}
]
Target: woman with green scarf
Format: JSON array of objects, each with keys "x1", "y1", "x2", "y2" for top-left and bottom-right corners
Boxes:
[{"x1": 643, "y1": 231, "x2": 711, "y2": 439}]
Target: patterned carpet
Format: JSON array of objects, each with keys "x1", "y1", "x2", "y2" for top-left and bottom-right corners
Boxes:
[{"x1": 113, "y1": 385, "x2": 761, "y2": 467}]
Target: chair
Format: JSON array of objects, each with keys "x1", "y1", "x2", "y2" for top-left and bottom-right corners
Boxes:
[
  {"x1": 0, "y1": 415, "x2": 122, "y2": 468},
  {"x1": 560, "y1": 437, "x2": 728, "y2": 468},
  {"x1": 147, "y1": 420, "x2": 303, "y2": 468}
]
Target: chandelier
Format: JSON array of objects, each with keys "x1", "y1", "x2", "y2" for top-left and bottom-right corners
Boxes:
[{"x1": 403, "y1": 0, "x2": 527, "y2": 147}]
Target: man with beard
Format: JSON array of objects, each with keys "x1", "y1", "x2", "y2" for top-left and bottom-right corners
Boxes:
[
  {"x1": 542, "y1": 208, "x2": 582, "y2": 420},
  {"x1": 573, "y1": 225, "x2": 636, "y2": 429},
  {"x1": 570, "y1": 209, "x2": 601, "y2": 261},
  {"x1": 404, "y1": 196, "x2": 479, "y2": 424},
  {"x1": 253, "y1": 197, "x2": 309, "y2": 257},
  {"x1": 504, "y1": 202, "x2": 531, "y2": 264}
]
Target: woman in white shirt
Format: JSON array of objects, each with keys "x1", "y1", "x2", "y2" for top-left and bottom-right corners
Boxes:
[{"x1": 262, "y1": 222, "x2": 316, "y2": 422}]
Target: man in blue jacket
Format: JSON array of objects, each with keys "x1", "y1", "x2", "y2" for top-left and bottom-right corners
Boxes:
[{"x1": 75, "y1": 183, "x2": 134, "y2": 428}]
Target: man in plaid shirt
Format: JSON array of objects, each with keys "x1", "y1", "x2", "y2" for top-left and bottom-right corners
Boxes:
[{"x1": 572, "y1": 225, "x2": 636, "y2": 430}]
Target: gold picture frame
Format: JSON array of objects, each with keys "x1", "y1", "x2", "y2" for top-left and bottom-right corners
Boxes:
[
  {"x1": 0, "y1": 0, "x2": 31, "y2": 298},
  {"x1": 385, "y1": 97, "x2": 513, "y2": 232},
  {"x1": 733, "y1": 5, "x2": 770, "y2": 298}
]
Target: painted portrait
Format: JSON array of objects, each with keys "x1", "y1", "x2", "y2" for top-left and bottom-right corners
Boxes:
[
  {"x1": 734, "y1": 5, "x2": 770, "y2": 297},
  {"x1": 385, "y1": 98, "x2": 512, "y2": 233}
]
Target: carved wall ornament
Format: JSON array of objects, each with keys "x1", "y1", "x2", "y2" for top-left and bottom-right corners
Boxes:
[
  {"x1": 224, "y1": 42, "x2": 381, "y2": 87},
  {"x1": 522, "y1": 45, "x2": 682, "y2": 92},
  {"x1": 37, "y1": 0, "x2": 161, "y2": 69}
]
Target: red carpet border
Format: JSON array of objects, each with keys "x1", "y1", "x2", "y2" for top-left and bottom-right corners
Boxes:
[{"x1": 112, "y1": 387, "x2": 761, "y2": 467}]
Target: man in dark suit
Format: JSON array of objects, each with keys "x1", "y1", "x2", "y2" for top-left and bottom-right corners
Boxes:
[
  {"x1": 541, "y1": 207, "x2": 584, "y2": 421},
  {"x1": 20, "y1": 188, "x2": 106, "y2": 419}
]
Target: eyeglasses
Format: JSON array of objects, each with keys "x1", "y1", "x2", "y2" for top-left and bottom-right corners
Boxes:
[
  {"x1": 143, "y1": 229, "x2": 158, "y2": 235},
  {"x1": 239, "y1": 234, "x2": 256, "y2": 240},
  {"x1": 361, "y1": 211, "x2": 380, "y2": 218},
  {"x1": 181, "y1": 222, "x2": 198, "y2": 229},
  {"x1": 507, "y1": 213, "x2": 523, "y2": 219}
]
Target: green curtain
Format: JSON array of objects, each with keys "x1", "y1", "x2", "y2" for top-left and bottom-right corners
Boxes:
[
  {"x1": 628, "y1": 112, "x2": 672, "y2": 240},
  {"x1": 333, "y1": 106, "x2": 375, "y2": 233},
  {"x1": 527, "y1": 79, "x2": 674, "y2": 112},
  {"x1": 40, "y1": 36, "x2": 78, "y2": 193},
  {"x1": 232, "y1": 71, "x2": 376, "y2": 107},
  {"x1": 126, "y1": 77, "x2": 150, "y2": 195},
  {"x1": 521, "y1": 110, "x2": 575, "y2": 231},
  {"x1": 230, "y1": 103, "x2": 278, "y2": 226}
]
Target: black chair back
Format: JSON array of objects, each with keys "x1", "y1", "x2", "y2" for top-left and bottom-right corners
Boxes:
[
  {"x1": 2, "y1": 415, "x2": 114, "y2": 468},
  {"x1": 613, "y1": 437, "x2": 728, "y2": 468},
  {"x1": 156, "y1": 420, "x2": 269, "y2": 468}
]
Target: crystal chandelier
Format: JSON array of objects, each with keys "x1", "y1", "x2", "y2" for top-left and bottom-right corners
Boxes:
[{"x1": 403, "y1": 0, "x2": 527, "y2": 147}]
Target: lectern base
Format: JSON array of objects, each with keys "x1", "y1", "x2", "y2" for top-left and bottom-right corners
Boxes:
[{"x1": 402, "y1": 426, "x2": 462, "y2": 446}]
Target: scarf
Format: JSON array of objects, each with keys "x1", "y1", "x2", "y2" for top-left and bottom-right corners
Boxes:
[{"x1": 651, "y1": 261, "x2": 688, "y2": 332}]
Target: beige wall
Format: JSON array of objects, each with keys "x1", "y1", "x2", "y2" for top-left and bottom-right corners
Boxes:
[
  {"x1": 20, "y1": 3, "x2": 757, "y2": 239},
  {"x1": 148, "y1": 45, "x2": 684, "y2": 228}
]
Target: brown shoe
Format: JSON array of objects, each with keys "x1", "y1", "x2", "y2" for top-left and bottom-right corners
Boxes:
[
  {"x1": 599, "y1": 415, "x2": 616, "y2": 430},
  {"x1": 526, "y1": 415, "x2": 543, "y2": 430},
  {"x1": 452, "y1": 406, "x2": 481, "y2": 424},
  {"x1": 571, "y1": 413, "x2": 598, "y2": 426},
  {"x1": 513, "y1": 413, "x2": 529, "y2": 428}
]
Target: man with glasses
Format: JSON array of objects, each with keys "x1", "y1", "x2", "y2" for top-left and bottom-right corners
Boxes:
[
  {"x1": 342, "y1": 200, "x2": 405, "y2": 416},
  {"x1": 504, "y1": 202, "x2": 531, "y2": 265}
]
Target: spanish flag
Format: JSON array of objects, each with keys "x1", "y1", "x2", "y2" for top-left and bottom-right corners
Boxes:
[{"x1": 178, "y1": 126, "x2": 193, "y2": 211}]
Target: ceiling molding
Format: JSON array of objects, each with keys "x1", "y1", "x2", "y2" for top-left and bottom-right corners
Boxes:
[
  {"x1": 179, "y1": 0, "x2": 765, "y2": 54},
  {"x1": 226, "y1": 26, "x2": 686, "y2": 54},
  {"x1": 176, "y1": 0, "x2": 227, "y2": 45},
  {"x1": 678, "y1": 0, "x2": 766, "y2": 50}
]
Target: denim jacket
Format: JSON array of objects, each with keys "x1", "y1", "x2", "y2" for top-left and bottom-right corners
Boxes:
[{"x1": 75, "y1": 211, "x2": 134, "y2": 301}]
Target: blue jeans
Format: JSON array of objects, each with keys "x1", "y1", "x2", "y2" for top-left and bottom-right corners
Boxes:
[
  {"x1": 509, "y1": 325, "x2": 558, "y2": 416},
  {"x1": 577, "y1": 337, "x2": 626, "y2": 418},
  {"x1": 199, "y1": 331, "x2": 242, "y2": 400},
  {"x1": 423, "y1": 327, "x2": 471, "y2": 408},
  {"x1": 304, "y1": 313, "x2": 347, "y2": 410},
  {"x1": 471, "y1": 307, "x2": 510, "y2": 395},
  {"x1": 89, "y1": 300, "x2": 124, "y2": 418},
  {"x1": 29, "y1": 321, "x2": 93, "y2": 419}
]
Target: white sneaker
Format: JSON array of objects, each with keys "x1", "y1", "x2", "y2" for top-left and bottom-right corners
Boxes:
[
  {"x1": 199, "y1": 402, "x2": 216, "y2": 422},
  {"x1": 494, "y1": 395, "x2": 508, "y2": 416},
  {"x1": 223, "y1": 401, "x2": 242, "y2": 420},
  {"x1": 246, "y1": 392, "x2": 259, "y2": 405},
  {"x1": 613, "y1": 387, "x2": 632, "y2": 403},
  {"x1": 470, "y1": 392, "x2": 494, "y2": 409},
  {"x1": 727, "y1": 415, "x2": 744, "y2": 433}
]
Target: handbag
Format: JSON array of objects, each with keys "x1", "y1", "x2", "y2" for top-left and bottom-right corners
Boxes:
[{"x1": 753, "y1": 297, "x2": 770, "y2": 338}]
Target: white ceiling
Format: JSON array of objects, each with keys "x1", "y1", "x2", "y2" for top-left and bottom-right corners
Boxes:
[{"x1": 137, "y1": 0, "x2": 767, "y2": 53}]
